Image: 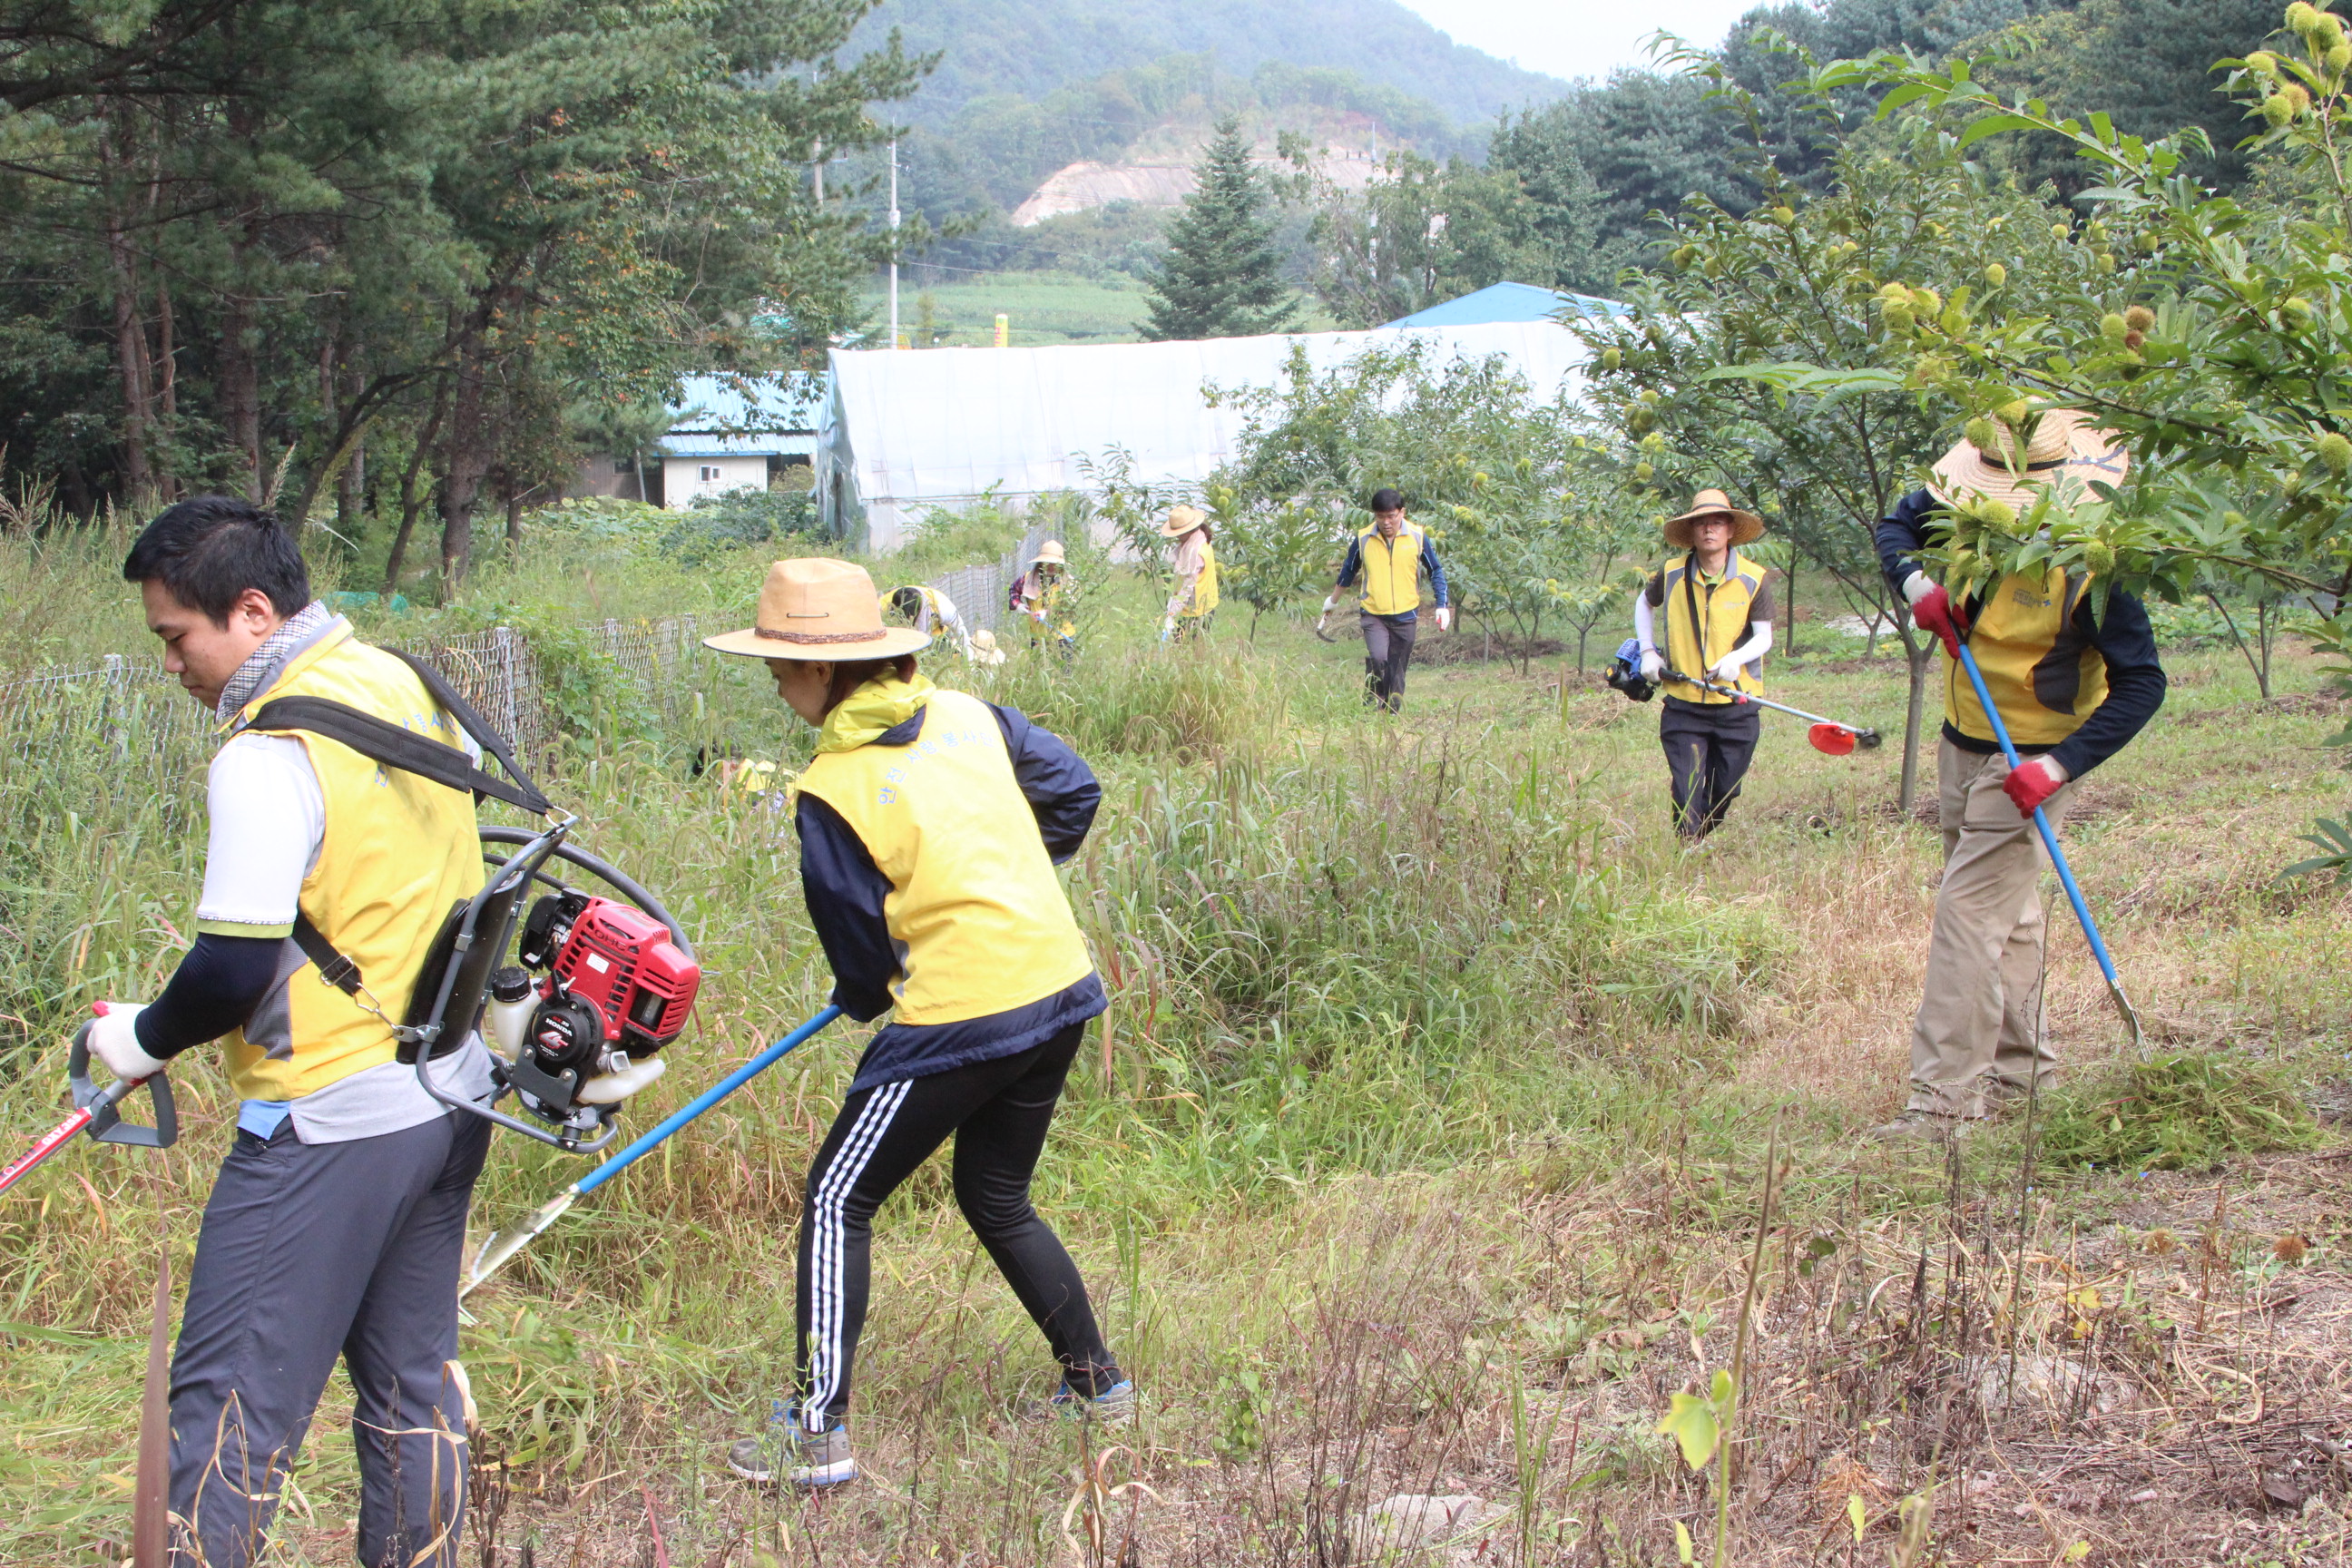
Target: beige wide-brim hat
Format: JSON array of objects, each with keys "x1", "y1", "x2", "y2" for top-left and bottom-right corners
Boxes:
[
  {"x1": 703, "y1": 557, "x2": 932, "y2": 661},
  {"x1": 1159, "y1": 504, "x2": 1209, "y2": 538},
  {"x1": 1663, "y1": 488, "x2": 1765, "y2": 549},
  {"x1": 1028, "y1": 539, "x2": 1067, "y2": 568},
  {"x1": 1930, "y1": 408, "x2": 2129, "y2": 508}
]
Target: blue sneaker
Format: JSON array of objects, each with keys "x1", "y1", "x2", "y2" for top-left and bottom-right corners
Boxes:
[
  {"x1": 1023, "y1": 1378, "x2": 1138, "y2": 1426},
  {"x1": 727, "y1": 1402, "x2": 857, "y2": 1486}
]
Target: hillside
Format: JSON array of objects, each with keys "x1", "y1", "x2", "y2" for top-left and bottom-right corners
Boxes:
[{"x1": 860, "y1": 0, "x2": 1568, "y2": 131}]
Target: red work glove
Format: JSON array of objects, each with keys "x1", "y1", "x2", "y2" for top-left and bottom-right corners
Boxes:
[
  {"x1": 2002, "y1": 756, "x2": 2067, "y2": 818},
  {"x1": 1902, "y1": 572, "x2": 1969, "y2": 660}
]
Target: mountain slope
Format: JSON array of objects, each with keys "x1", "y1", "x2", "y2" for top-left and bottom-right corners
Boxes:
[{"x1": 862, "y1": 0, "x2": 1568, "y2": 130}]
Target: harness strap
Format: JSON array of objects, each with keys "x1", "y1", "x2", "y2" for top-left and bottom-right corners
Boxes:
[{"x1": 246, "y1": 648, "x2": 551, "y2": 1003}]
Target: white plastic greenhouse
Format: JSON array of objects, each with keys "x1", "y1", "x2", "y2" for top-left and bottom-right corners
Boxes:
[{"x1": 816, "y1": 318, "x2": 1597, "y2": 550}]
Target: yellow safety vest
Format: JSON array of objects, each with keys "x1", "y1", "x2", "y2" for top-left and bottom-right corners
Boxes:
[
  {"x1": 795, "y1": 688, "x2": 1093, "y2": 1025},
  {"x1": 1945, "y1": 566, "x2": 2107, "y2": 747},
  {"x1": 1660, "y1": 552, "x2": 1766, "y2": 704},
  {"x1": 226, "y1": 627, "x2": 484, "y2": 1101},
  {"x1": 1182, "y1": 540, "x2": 1219, "y2": 618},
  {"x1": 1354, "y1": 522, "x2": 1430, "y2": 616}
]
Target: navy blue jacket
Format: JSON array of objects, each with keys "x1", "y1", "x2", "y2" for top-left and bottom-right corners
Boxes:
[
  {"x1": 1877, "y1": 486, "x2": 2166, "y2": 779},
  {"x1": 796, "y1": 701, "x2": 1106, "y2": 1091},
  {"x1": 1335, "y1": 526, "x2": 1448, "y2": 622}
]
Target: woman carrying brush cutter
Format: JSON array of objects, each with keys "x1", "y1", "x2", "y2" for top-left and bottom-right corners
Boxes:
[
  {"x1": 703, "y1": 558, "x2": 1130, "y2": 1489},
  {"x1": 1632, "y1": 489, "x2": 1778, "y2": 841}
]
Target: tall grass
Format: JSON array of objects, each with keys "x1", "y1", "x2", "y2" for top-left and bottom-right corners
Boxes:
[{"x1": 5, "y1": 518, "x2": 2347, "y2": 1564}]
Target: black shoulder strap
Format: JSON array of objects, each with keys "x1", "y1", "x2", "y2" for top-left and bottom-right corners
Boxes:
[
  {"x1": 291, "y1": 912, "x2": 363, "y2": 996},
  {"x1": 1681, "y1": 549, "x2": 1710, "y2": 671},
  {"x1": 244, "y1": 648, "x2": 550, "y2": 815}
]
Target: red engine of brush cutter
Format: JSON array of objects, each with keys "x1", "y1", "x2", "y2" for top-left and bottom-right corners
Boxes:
[{"x1": 538, "y1": 902, "x2": 701, "y2": 1062}]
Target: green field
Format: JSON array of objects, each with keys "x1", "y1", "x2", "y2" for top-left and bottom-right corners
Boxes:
[
  {"x1": 862, "y1": 270, "x2": 1342, "y2": 348},
  {"x1": 5, "y1": 520, "x2": 2349, "y2": 1565}
]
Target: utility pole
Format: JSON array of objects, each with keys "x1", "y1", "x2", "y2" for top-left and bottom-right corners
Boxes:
[{"x1": 887, "y1": 138, "x2": 901, "y2": 350}]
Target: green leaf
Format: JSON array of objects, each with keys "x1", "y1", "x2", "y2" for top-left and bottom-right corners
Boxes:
[
  {"x1": 1956, "y1": 113, "x2": 2040, "y2": 151},
  {"x1": 1657, "y1": 1391, "x2": 1721, "y2": 1471},
  {"x1": 1847, "y1": 1493, "x2": 1868, "y2": 1543},
  {"x1": 1674, "y1": 1520, "x2": 1697, "y2": 1565}
]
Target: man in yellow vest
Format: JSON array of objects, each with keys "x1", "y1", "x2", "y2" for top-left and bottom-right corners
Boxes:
[
  {"x1": 1872, "y1": 411, "x2": 2164, "y2": 1138},
  {"x1": 1632, "y1": 490, "x2": 1777, "y2": 840},
  {"x1": 703, "y1": 558, "x2": 1127, "y2": 1488},
  {"x1": 1159, "y1": 505, "x2": 1218, "y2": 642},
  {"x1": 87, "y1": 497, "x2": 493, "y2": 1565},
  {"x1": 1321, "y1": 487, "x2": 1451, "y2": 711}
]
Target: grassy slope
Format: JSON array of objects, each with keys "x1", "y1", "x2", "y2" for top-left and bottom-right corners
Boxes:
[{"x1": 4, "y1": 541, "x2": 2350, "y2": 1564}]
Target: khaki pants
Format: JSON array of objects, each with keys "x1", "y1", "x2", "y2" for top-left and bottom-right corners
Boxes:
[{"x1": 1906, "y1": 738, "x2": 2073, "y2": 1117}]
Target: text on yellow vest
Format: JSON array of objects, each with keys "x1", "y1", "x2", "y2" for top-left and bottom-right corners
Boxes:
[
  {"x1": 1945, "y1": 566, "x2": 2107, "y2": 747},
  {"x1": 796, "y1": 688, "x2": 1093, "y2": 1024},
  {"x1": 1182, "y1": 540, "x2": 1219, "y2": 617},
  {"x1": 1354, "y1": 521, "x2": 1429, "y2": 616},
  {"x1": 1661, "y1": 552, "x2": 1766, "y2": 704},
  {"x1": 229, "y1": 627, "x2": 484, "y2": 1101}
]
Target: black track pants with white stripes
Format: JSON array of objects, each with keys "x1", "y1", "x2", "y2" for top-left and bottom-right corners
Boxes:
[{"x1": 794, "y1": 1021, "x2": 1120, "y2": 1429}]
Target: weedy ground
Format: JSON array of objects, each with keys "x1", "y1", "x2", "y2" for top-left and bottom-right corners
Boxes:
[{"x1": 2, "y1": 526, "x2": 2348, "y2": 1566}]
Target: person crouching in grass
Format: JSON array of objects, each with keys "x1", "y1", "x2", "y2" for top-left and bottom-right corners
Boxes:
[{"x1": 703, "y1": 557, "x2": 1132, "y2": 1487}]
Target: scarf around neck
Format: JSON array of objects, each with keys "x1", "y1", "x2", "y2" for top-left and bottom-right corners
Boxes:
[
  {"x1": 815, "y1": 671, "x2": 936, "y2": 754},
  {"x1": 218, "y1": 601, "x2": 338, "y2": 722}
]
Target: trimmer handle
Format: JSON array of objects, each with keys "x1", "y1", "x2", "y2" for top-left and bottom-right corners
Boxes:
[{"x1": 67, "y1": 1021, "x2": 179, "y2": 1149}]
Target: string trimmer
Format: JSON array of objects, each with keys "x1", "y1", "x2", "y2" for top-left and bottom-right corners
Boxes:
[
  {"x1": 1953, "y1": 643, "x2": 2144, "y2": 1049},
  {"x1": 0, "y1": 1010, "x2": 177, "y2": 1198},
  {"x1": 464, "y1": 1003, "x2": 844, "y2": 1295},
  {"x1": 1666, "y1": 667, "x2": 1882, "y2": 756}
]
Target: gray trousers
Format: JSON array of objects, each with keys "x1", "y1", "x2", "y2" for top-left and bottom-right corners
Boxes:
[
  {"x1": 1907, "y1": 738, "x2": 2074, "y2": 1116},
  {"x1": 1360, "y1": 612, "x2": 1418, "y2": 711},
  {"x1": 170, "y1": 1111, "x2": 490, "y2": 1568}
]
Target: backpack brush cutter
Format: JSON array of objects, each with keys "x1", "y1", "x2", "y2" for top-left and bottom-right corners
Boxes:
[{"x1": 1, "y1": 653, "x2": 707, "y2": 1212}]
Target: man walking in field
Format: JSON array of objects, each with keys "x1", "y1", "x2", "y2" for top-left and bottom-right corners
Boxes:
[
  {"x1": 1872, "y1": 410, "x2": 2165, "y2": 1138},
  {"x1": 1321, "y1": 487, "x2": 1451, "y2": 712}
]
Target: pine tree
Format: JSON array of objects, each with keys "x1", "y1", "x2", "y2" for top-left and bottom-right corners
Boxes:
[{"x1": 1142, "y1": 118, "x2": 1298, "y2": 341}]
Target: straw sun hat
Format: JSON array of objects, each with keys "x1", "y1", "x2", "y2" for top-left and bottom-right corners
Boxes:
[
  {"x1": 1662, "y1": 489, "x2": 1765, "y2": 550},
  {"x1": 1159, "y1": 504, "x2": 1209, "y2": 539},
  {"x1": 703, "y1": 558, "x2": 932, "y2": 662},
  {"x1": 1028, "y1": 539, "x2": 1068, "y2": 568},
  {"x1": 1929, "y1": 408, "x2": 2128, "y2": 509}
]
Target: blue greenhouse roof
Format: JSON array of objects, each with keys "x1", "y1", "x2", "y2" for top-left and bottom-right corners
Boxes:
[
  {"x1": 665, "y1": 372, "x2": 826, "y2": 441},
  {"x1": 1380, "y1": 281, "x2": 1626, "y2": 329}
]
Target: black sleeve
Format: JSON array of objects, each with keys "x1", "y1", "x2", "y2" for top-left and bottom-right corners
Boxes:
[
  {"x1": 2047, "y1": 590, "x2": 2168, "y2": 779},
  {"x1": 1875, "y1": 487, "x2": 1942, "y2": 595},
  {"x1": 989, "y1": 703, "x2": 1101, "y2": 863},
  {"x1": 794, "y1": 793, "x2": 900, "y2": 1024},
  {"x1": 1642, "y1": 570, "x2": 1665, "y2": 608},
  {"x1": 134, "y1": 934, "x2": 285, "y2": 1060}
]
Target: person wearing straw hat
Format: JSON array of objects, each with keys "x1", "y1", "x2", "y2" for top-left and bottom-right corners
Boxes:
[
  {"x1": 1870, "y1": 408, "x2": 2165, "y2": 1140},
  {"x1": 1321, "y1": 488, "x2": 1451, "y2": 712},
  {"x1": 1632, "y1": 489, "x2": 1778, "y2": 840},
  {"x1": 1158, "y1": 505, "x2": 1219, "y2": 642},
  {"x1": 1010, "y1": 538, "x2": 1078, "y2": 654},
  {"x1": 704, "y1": 558, "x2": 1131, "y2": 1487}
]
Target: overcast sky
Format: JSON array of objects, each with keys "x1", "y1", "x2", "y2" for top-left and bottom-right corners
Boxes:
[{"x1": 1395, "y1": 0, "x2": 1769, "y2": 83}]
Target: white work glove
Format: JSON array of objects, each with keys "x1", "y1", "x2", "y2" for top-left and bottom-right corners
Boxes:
[
  {"x1": 1433, "y1": 605, "x2": 1454, "y2": 632},
  {"x1": 1900, "y1": 570, "x2": 1934, "y2": 606},
  {"x1": 1638, "y1": 647, "x2": 1667, "y2": 681},
  {"x1": 1321, "y1": 592, "x2": 1342, "y2": 614},
  {"x1": 87, "y1": 1002, "x2": 167, "y2": 1083},
  {"x1": 1710, "y1": 653, "x2": 1749, "y2": 683}
]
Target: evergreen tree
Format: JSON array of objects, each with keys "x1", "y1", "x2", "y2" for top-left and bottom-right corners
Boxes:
[{"x1": 1143, "y1": 119, "x2": 1298, "y2": 340}]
